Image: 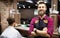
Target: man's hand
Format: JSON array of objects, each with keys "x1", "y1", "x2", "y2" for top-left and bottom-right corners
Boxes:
[
  {"x1": 43, "y1": 27, "x2": 47, "y2": 31},
  {"x1": 34, "y1": 28, "x2": 37, "y2": 31},
  {"x1": 31, "y1": 31, "x2": 37, "y2": 36},
  {"x1": 35, "y1": 27, "x2": 50, "y2": 38}
]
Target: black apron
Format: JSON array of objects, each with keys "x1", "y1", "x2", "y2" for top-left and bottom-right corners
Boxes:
[{"x1": 34, "y1": 19, "x2": 48, "y2": 38}]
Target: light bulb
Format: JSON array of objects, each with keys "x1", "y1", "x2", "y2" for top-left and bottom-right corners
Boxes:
[
  {"x1": 28, "y1": 6, "x2": 30, "y2": 8},
  {"x1": 19, "y1": 7, "x2": 21, "y2": 8},
  {"x1": 17, "y1": 2, "x2": 19, "y2": 5},
  {"x1": 23, "y1": 5, "x2": 25, "y2": 8}
]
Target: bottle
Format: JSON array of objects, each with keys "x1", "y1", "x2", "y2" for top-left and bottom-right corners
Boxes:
[
  {"x1": 21, "y1": 21, "x2": 26, "y2": 27},
  {"x1": 23, "y1": 21, "x2": 25, "y2": 25}
]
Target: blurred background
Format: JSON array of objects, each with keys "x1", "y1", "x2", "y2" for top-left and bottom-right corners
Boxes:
[{"x1": 0, "y1": 0, "x2": 60, "y2": 38}]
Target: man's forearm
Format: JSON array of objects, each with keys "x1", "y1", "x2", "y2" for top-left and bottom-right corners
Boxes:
[
  {"x1": 31, "y1": 31, "x2": 37, "y2": 36},
  {"x1": 36, "y1": 29, "x2": 50, "y2": 37}
]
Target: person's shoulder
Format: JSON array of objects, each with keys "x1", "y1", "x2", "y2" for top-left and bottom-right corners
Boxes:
[
  {"x1": 13, "y1": 28, "x2": 19, "y2": 33},
  {"x1": 32, "y1": 17, "x2": 37, "y2": 19},
  {"x1": 32, "y1": 16, "x2": 39, "y2": 20},
  {"x1": 1, "y1": 27, "x2": 9, "y2": 34},
  {"x1": 47, "y1": 17, "x2": 53, "y2": 21}
]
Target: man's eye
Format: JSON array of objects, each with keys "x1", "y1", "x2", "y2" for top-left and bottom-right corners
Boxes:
[{"x1": 39, "y1": 7, "x2": 41, "y2": 8}]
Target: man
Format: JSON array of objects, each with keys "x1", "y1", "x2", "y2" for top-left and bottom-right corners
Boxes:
[
  {"x1": 1, "y1": 17, "x2": 24, "y2": 38},
  {"x1": 29, "y1": 1, "x2": 54, "y2": 38}
]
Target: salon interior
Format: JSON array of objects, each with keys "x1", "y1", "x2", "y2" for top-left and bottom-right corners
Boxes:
[{"x1": 0, "y1": 0, "x2": 60, "y2": 38}]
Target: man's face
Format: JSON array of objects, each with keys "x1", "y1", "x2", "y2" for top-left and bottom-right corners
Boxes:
[{"x1": 37, "y1": 4, "x2": 47, "y2": 16}]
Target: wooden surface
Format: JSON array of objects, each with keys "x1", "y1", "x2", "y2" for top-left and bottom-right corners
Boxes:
[
  {"x1": 15, "y1": 26, "x2": 59, "y2": 38},
  {"x1": 15, "y1": 26, "x2": 29, "y2": 37}
]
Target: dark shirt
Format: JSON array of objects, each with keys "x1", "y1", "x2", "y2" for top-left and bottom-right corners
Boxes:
[{"x1": 34, "y1": 18, "x2": 47, "y2": 30}]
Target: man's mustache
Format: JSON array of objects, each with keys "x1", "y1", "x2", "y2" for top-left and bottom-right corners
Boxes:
[
  {"x1": 39, "y1": 10, "x2": 43, "y2": 11},
  {"x1": 38, "y1": 10, "x2": 44, "y2": 12}
]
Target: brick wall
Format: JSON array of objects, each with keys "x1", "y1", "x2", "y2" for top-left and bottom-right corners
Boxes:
[
  {"x1": 0, "y1": 1, "x2": 13, "y2": 31},
  {"x1": 0, "y1": 0, "x2": 21, "y2": 31}
]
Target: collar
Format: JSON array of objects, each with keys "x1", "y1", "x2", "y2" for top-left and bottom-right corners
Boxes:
[{"x1": 37, "y1": 14, "x2": 48, "y2": 20}]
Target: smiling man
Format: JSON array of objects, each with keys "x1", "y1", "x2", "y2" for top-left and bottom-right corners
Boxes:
[{"x1": 29, "y1": 1, "x2": 54, "y2": 38}]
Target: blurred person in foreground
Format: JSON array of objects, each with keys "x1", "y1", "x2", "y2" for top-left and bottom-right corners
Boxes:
[
  {"x1": 29, "y1": 1, "x2": 54, "y2": 38},
  {"x1": 1, "y1": 17, "x2": 24, "y2": 38}
]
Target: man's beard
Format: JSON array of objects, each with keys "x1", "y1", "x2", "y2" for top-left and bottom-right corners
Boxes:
[{"x1": 38, "y1": 11, "x2": 45, "y2": 16}]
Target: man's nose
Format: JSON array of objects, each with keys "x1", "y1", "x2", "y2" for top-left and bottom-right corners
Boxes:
[
  {"x1": 40, "y1": 7, "x2": 43, "y2": 9},
  {"x1": 40, "y1": 8, "x2": 43, "y2": 10}
]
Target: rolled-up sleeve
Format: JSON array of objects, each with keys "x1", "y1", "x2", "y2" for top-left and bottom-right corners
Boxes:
[
  {"x1": 28, "y1": 18, "x2": 35, "y2": 34},
  {"x1": 47, "y1": 18, "x2": 54, "y2": 37}
]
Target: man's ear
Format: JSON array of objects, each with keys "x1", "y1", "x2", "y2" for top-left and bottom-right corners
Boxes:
[
  {"x1": 13, "y1": 23, "x2": 15, "y2": 27},
  {"x1": 13, "y1": 23, "x2": 18, "y2": 27},
  {"x1": 46, "y1": 7, "x2": 47, "y2": 11},
  {"x1": 46, "y1": 6, "x2": 47, "y2": 10}
]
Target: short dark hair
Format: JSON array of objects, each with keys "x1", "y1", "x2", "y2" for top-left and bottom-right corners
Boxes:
[
  {"x1": 7, "y1": 17, "x2": 15, "y2": 25},
  {"x1": 37, "y1": 1, "x2": 47, "y2": 6}
]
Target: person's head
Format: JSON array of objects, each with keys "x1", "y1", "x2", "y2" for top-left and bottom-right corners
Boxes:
[
  {"x1": 7, "y1": 17, "x2": 15, "y2": 26},
  {"x1": 37, "y1": 1, "x2": 47, "y2": 16}
]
